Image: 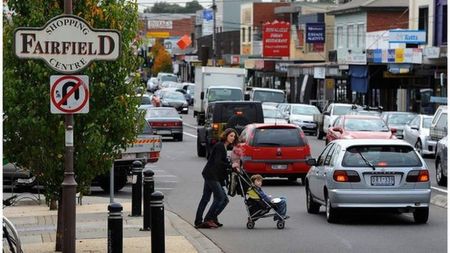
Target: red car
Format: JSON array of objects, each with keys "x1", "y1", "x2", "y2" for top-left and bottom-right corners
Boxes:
[
  {"x1": 236, "y1": 123, "x2": 312, "y2": 183},
  {"x1": 325, "y1": 115, "x2": 396, "y2": 144}
]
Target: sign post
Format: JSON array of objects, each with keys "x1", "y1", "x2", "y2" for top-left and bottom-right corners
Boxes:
[{"x1": 14, "y1": 1, "x2": 120, "y2": 252}]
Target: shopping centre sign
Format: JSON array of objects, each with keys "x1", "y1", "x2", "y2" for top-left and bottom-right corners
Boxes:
[{"x1": 14, "y1": 15, "x2": 120, "y2": 74}]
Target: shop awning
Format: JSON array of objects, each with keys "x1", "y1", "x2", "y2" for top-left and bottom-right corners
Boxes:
[{"x1": 349, "y1": 65, "x2": 368, "y2": 93}]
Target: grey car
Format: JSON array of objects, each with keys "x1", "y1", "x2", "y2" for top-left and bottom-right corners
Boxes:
[
  {"x1": 381, "y1": 111, "x2": 417, "y2": 139},
  {"x1": 305, "y1": 139, "x2": 431, "y2": 224},
  {"x1": 144, "y1": 107, "x2": 183, "y2": 141},
  {"x1": 435, "y1": 135, "x2": 447, "y2": 186},
  {"x1": 403, "y1": 114, "x2": 434, "y2": 157}
]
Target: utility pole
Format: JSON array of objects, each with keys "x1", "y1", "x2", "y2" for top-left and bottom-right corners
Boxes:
[{"x1": 212, "y1": 0, "x2": 217, "y2": 66}]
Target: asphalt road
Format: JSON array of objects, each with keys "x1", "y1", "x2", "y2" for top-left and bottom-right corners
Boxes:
[{"x1": 142, "y1": 109, "x2": 447, "y2": 253}]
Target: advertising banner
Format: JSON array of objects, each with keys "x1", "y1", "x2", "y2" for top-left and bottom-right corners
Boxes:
[
  {"x1": 263, "y1": 20, "x2": 290, "y2": 57},
  {"x1": 306, "y1": 23, "x2": 325, "y2": 43}
]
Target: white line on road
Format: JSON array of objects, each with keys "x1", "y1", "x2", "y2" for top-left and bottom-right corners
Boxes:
[
  {"x1": 184, "y1": 132, "x2": 197, "y2": 138},
  {"x1": 183, "y1": 123, "x2": 197, "y2": 129},
  {"x1": 431, "y1": 186, "x2": 447, "y2": 193}
]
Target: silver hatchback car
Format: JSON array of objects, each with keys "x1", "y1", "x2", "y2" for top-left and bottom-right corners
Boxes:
[{"x1": 305, "y1": 139, "x2": 431, "y2": 224}]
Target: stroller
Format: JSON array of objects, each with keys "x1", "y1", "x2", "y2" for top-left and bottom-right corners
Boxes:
[{"x1": 228, "y1": 168, "x2": 288, "y2": 230}]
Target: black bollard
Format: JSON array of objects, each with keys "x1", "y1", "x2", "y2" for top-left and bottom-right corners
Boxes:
[
  {"x1": 142, "y1": 168, "x2": 155, "y2": 231},
  {"x1": 130, "y1": 160, "x2": 143, "y2": 217},
  {"x1": 108, "y1": 203, "x2": 123, "y2": 253},
  {"x1": 151, "y1": 191, "x2": 165, "y2": 253}
]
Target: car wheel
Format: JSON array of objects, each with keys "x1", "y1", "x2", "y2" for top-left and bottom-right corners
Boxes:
[
  {"x1": 299, "y1": 175, "x2": 306, "y2": 185},
  {"x1": 306, "y1": 186, "x2": 320, "y2": 214},
  {"x1": 415, "y1": 140, "x2": 423, "y2": 157},
  {"x1": 317, "y1": 128, "x2": 324, "y2": 140},
  {"x1": 325, "y1": 194, "x2": 339, "y2": 223},
  {"x1": 436, "y1": 158, "x2": 447, "y2": 186},
  {"x1": 197, "y1": 137, "x2": 206, "y2": 157},
  {"x1": 413, "y1": 207, "x2": 429, "y2": 224}
]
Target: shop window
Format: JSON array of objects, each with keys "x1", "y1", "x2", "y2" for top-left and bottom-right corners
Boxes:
[
  {"x1": 337, "y1": 26, "x2": 344, "y2": 48},
  {"x1": 347, "y1": 25, "x2": 354, "y2": 48},
  {"x1": 242, "y1": 27, "x2": 246, "y2": 43},
  {"x1": 357, "y1": 24, "x2": 365, "y2": 48},
  {"x1": 419, "y1": 7, "x2": 429, "y2": 43},
  {"x1": 443, "y1": 5, "x2": 447, "y2": 44}
]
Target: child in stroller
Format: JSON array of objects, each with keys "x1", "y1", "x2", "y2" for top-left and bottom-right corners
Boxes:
[{"x1": 241, "y1": 174, "x2": 289, "y2": 229}]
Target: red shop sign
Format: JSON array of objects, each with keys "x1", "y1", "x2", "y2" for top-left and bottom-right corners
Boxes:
[{"x1": 263, "y1": 20, "x2": 290, "y2": 57}]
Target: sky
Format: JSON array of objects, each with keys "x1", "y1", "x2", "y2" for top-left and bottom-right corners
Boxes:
[{"x1": 136, "y1": 0, "x2": 213, "y2": 12}]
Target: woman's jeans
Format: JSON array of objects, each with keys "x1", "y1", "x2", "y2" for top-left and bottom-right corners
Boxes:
[
  {"x1": 274, "y1": 197, "x2": 287, "y2": 220},
  {"x1": 195, "y1": 179, "x2": 229, "y2": 225}
]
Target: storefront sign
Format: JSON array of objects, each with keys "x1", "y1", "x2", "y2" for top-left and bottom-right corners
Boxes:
[
  {"x1": 14, "y1": 14, "x2": 120, "y2": 74},
  {"x1": 305, "y1": 23, "x2": 325, "y2": 43},
  {"x1": 262, "y1": 20, "x2": 290, "y2": 57},
  {"x1": 389, "y1": 30, "x2": 426, "y2": 44},
  {"x1": 395, "y1": 48, "x2": 404, "y2": 63},
  {"x1": 314, "y1": 67, "x2": 326, "y2": 79},
  {"x1": 423, "y1": 47, "x2": 441, "y2": 58},
  {"x1": 148, "y1": 20, "x2": 173, "y2": 29}
]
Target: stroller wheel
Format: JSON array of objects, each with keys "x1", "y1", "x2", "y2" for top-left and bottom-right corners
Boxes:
[
  {"x1": 276, "y1": 220, "x2": 285, "y2": 229},
  {"x1": 246, "y1": 221, "x2": 255, "y2": 229}
]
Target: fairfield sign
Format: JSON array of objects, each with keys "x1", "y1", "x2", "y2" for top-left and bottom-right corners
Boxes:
[{"x1": 14, "y1": 15, "x2": 120, "y2": 74}]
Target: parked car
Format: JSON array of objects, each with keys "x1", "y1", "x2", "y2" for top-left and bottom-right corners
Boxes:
[
  {"x1": 159, "y1": 91, "x2": 189, "y2": 114},
  {"x1": 156, "y1": 72, "x2": 178, "y2": 87},
  {"x1": 381, "y1": 111, "x2": 417, "y2": 139},
  {"x1": 237, "y1": 123, "x2": 312, "y2": 183},
  {"x1": 165, "y1": 87, "x2": 192, "y2": 106},
  {"x1": 144, "y1": 107, "x2": 183, "y2": 141},
  {"x1": 430, "y1": 105, "x2": 447, "y2": 142},
  {"x1": 197, "y1": 101, "x2": 264, "y2": 158},
  {"x1": 305, "y1": 139, "x2": 431, "y2": 224},
  {"x1": 278, "y1": 103, "x2": 321, "y2": 136},
  {"x1": 435, "y1": 135, "x2": 447, "y2": 186},
  {"x1": 325, "y1": 115, "x2": 396, "y2": 144},
  {"x1": 403, "y1": 114, "x2": 434, "y2": 157},
  {"x1": 147, "y1": 77, "x2": 158, "y2": 92},
  {"x1": 262, "y1": 105, "x2": 288, "y2": 124},
  {"x1": 315, "y1": 103, "x2": 358, "y2": 139}
]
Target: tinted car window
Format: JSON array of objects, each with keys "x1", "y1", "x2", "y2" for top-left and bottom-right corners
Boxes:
[
  {"x1": 437, "y1": 113, "x2": 448, "y2": 128},
  {"x1": 333, "y1": 105, "x2": 352, "y2": 115},
  {"x1": 253, "y1": 91, "x2": 285, "y2": 103},
  {"x1": 422, "y1": 117, "x2": 432, "y2": 128},
  {"x1": 342, "y1": 145, "x2": 422, "y2": 167},
  {"x1": 318, "y1": 143, "x2": 334, "y2": 166},
  {"x1": 219, "y1": 104, "x2": 259, "y2": 122},
  {"x1": 253, "y1": 128, "x2": 304, "y2": 147}
]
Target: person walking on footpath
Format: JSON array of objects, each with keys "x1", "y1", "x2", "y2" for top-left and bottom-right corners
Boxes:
[{"x1": 195, "y1": 128, "x2": 239, "y2": 228}]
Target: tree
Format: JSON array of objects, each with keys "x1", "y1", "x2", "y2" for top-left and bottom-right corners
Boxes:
[
  {"x1": 151, "y1": 42, "x2": 173, "y2": 75},
  {"x1": 184, "y1": 1, "x2": 203, "y2": 13},
  {"x1": 3, "y1": 0, "x2": 142, "y2": 203},
  {"x1": 144, "y1": 1, "x2": 203, "y2": 13}
]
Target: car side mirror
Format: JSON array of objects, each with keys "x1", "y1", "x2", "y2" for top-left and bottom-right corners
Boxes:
[
  {"x1": 306, "y1": 158, "x2": 317, "y2": 166},
  {"x1": 200, "y1": 91, "x2": 204, "y2": 100}
]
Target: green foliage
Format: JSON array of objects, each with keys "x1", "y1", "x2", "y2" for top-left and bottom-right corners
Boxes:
[
  {"x1": 144, "y1": 1, "x2": 203, "y2": 13},
  {"x1": 3, "y1": 0, "x2": 142, "y2": 201}
]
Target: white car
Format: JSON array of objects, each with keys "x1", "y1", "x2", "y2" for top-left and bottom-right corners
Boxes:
[
  {"x1": 278, "y1": 103, "x2": 320, "y2": 135},
  {"x1": 262, "y1": 105, "x2": 288, "y2": 124},
  {"x1": 317, "y1": 103, "x2": 357, "y2": 139},
  {"x1": 403, "y1": 114, "x2": 434, "y2": 157},
  {"x1": 147, "y1": 77, "x2": 158, "y2": 92}
]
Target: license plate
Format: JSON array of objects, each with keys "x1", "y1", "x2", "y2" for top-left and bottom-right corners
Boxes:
[
  {"x1": 122, "y1": 153, "x2": 136, "y2": 160},
  {"x1": 371, "y1": 176, "x2": 395, "y2": 186},
  {"x1": 272, "y1": 164, "x2": 287, "y2": 170},
  {"x1": 157, "y1": 130, "x2": 171, "y2": 135}
]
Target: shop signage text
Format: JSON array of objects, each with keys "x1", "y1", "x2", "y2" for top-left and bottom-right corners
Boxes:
[
  {"x1": 389, "y1": 30, "x2": 426, "y2": 44},
  {"x1": 148, "y1": 20, "x2": 173, "y2": 29},
  {"x1": 306, "y1": 23, "x2": 325, "y2": 43},
  {"x1": 262, "y1": 20, "x2": 290, "y2": 57}
]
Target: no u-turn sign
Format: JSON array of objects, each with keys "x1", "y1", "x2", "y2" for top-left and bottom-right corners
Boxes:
[{"x1": 50, "y1": 75, "x2": 89, "y2": 114}]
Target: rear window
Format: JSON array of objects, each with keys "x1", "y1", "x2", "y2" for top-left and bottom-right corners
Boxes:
[
  {"x1": 218, "y1": 104, "x2": 260, "y2": 123},
  {"x1": 253, "y1": 128, "x2": 304, "y2": 147},
  {"x1": 342, "y1": 145, "x2": 422, "y2": 167},
  {"x1": 147, "y1": 108, "x2": 179, "y2": 118}
]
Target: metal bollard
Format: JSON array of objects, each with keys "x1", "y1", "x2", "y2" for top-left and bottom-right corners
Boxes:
[
  {"x1": 141, "y1": 168, "x2": 155, "y2": 231},
  {"x1": 108, "y1": 203, "x2": 123, "y2": 253},
  {"x1": 151, "y1": 191, "x2": 165, "y2": 253},
  {"x1": 130, "y1": 160, "x2": 143, "y2": 217}
]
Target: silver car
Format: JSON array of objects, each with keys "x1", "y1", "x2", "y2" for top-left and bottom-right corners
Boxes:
[
  {"x1": 435, "y1": 136, "x2": 447, "y2": 186},
  {"x1": 305, "y1": 139, "x2": 431, "y2": 224},
  {"x1": 403, "y1": 114, "x2": 434, "y2": 157}
]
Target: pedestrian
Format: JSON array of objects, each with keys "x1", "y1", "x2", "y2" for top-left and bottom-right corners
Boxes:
[{"x1": 195, "y1": 128, "x2": 239, "y2": 228}]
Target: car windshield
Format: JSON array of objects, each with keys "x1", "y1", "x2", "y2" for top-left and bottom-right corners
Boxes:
[
  {"x1": 342, "y1": 145, "x2": 422, "y2": 167},
  {"x1": 387, "y1": 114, "x2": 416, "y2": 125},
  {"x1": 263, "y1": 108, "x2": 284, "y2": 119},
  {"x1": 147, "y1": 108, "x2": 179, "y2": 117},
  {"x1": 253, "y1": 128, "x2": 304, "y2": 147},
  {"x1": 333, "y1": 105, "x2": 353, "y2": 115},
  {"x1": 292, "y1": 105, "x2": 320, "y2": 115},
  {"x1": 208, "y1": 88, "x2": 242, "y2": 102},
  {"x1": 344, "y1": 118, "x2": 389, "y2": 131},
  {"x1": 165, "y1": 92, "x2": 185, "y2": 100},
  {"x1": 161, "y1": 75, "x2": 177, "y2": 82},
  {"x1": 253, "y1": 90, "x2": 285, "y2": 103},
  {"x1": 422, "y1": 117, "x2": 432, "y2": 128}
]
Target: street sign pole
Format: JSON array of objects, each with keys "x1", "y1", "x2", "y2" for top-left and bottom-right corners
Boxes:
[{"x1": 62, "y1": 1, "x2": 77, "y2": 253}]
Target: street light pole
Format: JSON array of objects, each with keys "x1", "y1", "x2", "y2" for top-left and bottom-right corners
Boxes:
[
  {"x1": 212, "y1": 0, "x2": 217, "y2": 66},
  {"x1": 62, "y1": 1, "x2": 77, "y2": 253}
]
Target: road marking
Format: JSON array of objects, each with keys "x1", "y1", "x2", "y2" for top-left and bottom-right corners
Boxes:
[
  {"x1": 431, "y1": 186, "x2": 447, "y2": 193},
  {"x1": 183, "y1": 123, "x2": 198, "y2": 129},
  {"x1": 184, "y1": 132, "x2": 197, "y2": 138},
  {"x1": 154, "y1": 175, "x2": 177, "y2": 178}
]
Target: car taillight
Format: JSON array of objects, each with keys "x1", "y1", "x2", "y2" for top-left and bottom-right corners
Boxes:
[
  {"x1": 175, "y1": 121, "x2": 182, "y2": 126},
  {"x1": 406, "y1": 170, "x2": 429, "y2": 182},
  {"x1": 213, "y1": 123, "x2": 219, "y2": 131},
  {"x1": 333, "y1": 170, "x2": 360, "y2": 182}
]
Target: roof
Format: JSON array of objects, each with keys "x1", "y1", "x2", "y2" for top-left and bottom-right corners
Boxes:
[
  {"x1": 328, "y1": 0, "x2": 408, "y2": 15},
  {"x1": 332, "y1": 139, "x2": 412, "y2": 147}
]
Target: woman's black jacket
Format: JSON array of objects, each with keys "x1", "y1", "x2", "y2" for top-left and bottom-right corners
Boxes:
[{"x1": 202, "y1": 142, "x2": 229, "y2": 185}]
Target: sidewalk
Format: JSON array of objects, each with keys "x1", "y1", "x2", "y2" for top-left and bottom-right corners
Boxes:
[{"x1": 3, "y1": 194, "x2": 222, "y2": 253}]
